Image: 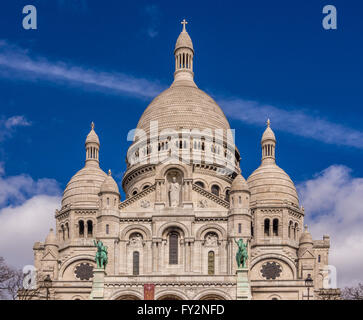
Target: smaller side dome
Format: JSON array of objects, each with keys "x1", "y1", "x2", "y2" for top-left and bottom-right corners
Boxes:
[
  {"x1": 45, "y1": 228, "x2": 57, "y2": 246},
  {"x1": 100, "y1": 169, "x2": 120, "y2": 194},
  {"x1": 231, "y1": 173, "x2": 249, "y2": 192},
  {"x1": 261, "y1": 119, "x2": 276, "y2": 143},
  {"x1": 299, "y1": 225, "x2": 313, "y2": 245},
  {"x1": 86, "y1": 122, "x2": 100, "y2": 145}
]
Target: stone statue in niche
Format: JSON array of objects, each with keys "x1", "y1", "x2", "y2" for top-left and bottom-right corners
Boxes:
[
  {"x1": 169, "y1": 176, "x2": 180, "y2": 207},
  {"x1": 129, "y1": 233, "x2": 143, "y2": 247},
  {"x1": 205, "y1": 232, "x2": 218, "y2": 246}
]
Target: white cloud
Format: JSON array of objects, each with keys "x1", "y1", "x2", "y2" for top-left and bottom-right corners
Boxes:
[
  {"x1": 0, "y1": 115, "x2": 31, "y2": 142},
  {"x1": 0, "y1": 40, "x2": 165, "y2": 99},
  {"x1": 298, "y1": 165, "x2": 363, "y2": 288},
  {"x1": 0, "y1": 194, "x2": 60, "y2": 268},
  {"x1": 219, "y1": 98, "x2": 363, "y2": 149},
  {"x1": 0, "y1": 172, "x2": 59, "y2": 207},
  {"x1": 0, "y1": 167, "x2": 61, "y2": 269}
]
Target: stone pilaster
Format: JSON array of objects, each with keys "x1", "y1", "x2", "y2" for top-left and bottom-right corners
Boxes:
[
  {"x1": 236, "y1": 267, "x2": 251, "y2": 300},
  {"x1": 89, "y1": 268, "x2": 106, "y2": 300}
]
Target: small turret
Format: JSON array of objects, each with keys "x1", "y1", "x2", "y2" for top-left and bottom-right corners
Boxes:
[
  {"x1": 85, "y1": 122, "x2": 100, "y2": 168},
  {"x1": 261, "y1": 119, "x2": 276, "y2": 166},
  {"x1": 173, "y1": 19, "x2": 196, "y2": 86}
]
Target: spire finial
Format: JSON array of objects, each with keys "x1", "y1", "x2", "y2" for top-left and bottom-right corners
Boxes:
[
  {"x1": 181, "y1": 19, "x2": 188, "y2": 32},
  {"x1": 304, "y1": 225, "x2": 308, "y2": 232},
  {"x1": 108, "y1": 169, "x2": 111, "y2": 176},
  {"x1": 267, "y1": 118, "x2": 270, "y2": 127},
  {"x1": 91, "y1": 121, "x2": 95, "y2": 130}
]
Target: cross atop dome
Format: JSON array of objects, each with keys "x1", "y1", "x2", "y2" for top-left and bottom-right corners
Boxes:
[
  {"x1": 181, "y1": 19, "x2": 188, "y2": 32},
  {"x1": 267, "y1": 118, "x2": 270, "y2": 127}
]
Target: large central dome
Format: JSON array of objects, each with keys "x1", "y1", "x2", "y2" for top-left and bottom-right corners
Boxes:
[
  {"x1": 137, "y1": 85, "x2": 230, "y2": 136},
  {"x1": 136, "y1": 21, "x2": 230, "y2": 136}
]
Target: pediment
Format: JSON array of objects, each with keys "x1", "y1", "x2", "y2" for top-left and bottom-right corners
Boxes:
[
  {"x1": 42, "y1": 249, "x2": 57, "y2": 261},
  {"x1": 299, "y1": 249, "x2": 315, "y2": 259},
  {"x1": 120, "y1": 185, "x2": 155, "y2": 211},
  {"x1": 192, "y1": 184, "x2": 230, "y2": 209}
]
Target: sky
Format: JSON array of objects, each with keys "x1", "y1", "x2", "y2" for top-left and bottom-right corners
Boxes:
[{"x1": 0, "y1": 0, "x2": 362, "y2": 288}]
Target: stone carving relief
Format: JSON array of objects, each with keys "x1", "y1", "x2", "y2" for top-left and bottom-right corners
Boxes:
[
  {"x1": 197, "y1": 199, "x2": 208, "y2": 208},
  {"x1": 140, "y1": 199, "x2": 150, "y2": 208},
  {"x1": 204, "y1": 232, "x2": 218, "y2": 246},
  {"x1": 260, "y1": 261, "x2": 282, "y2": 280}
]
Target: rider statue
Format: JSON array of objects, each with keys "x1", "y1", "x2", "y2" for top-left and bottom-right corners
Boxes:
[
  {"x1": 234, "y1": 238, "x2": 248, "y2": 269},
  {"x1": 93, "y1": 240, "x2": 108, "y2": 269}
]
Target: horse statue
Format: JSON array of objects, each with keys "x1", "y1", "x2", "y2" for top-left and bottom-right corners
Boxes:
[
  {"x1": 234, "y1": 238, "x2": 248, "y2": 268},
  {"x1": 93, "y1": 240, "x2": 108, "y2": 269}
]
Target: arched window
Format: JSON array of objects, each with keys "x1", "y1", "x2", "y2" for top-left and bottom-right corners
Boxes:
[
  {"x1": 318, "y1": 255, "x2": 321, "y2": 263},
  {"x1": 195, "y1": 181, "x2": 205, "y2": 189},
  {"x1": 273, "y1": 219, "x2": 279, "y2": 236},
  {"x1": 132, "y1": 190, "x2": 138, "y2": 196},
  {"x1": 79, "y1": 220, "x2": 84, "y2": 237},
  {"x1": 238, "y1": 196, "x2": 242, "y2": 204},
  {"x1": 133, "y1": 251, "x2": 140, "y2": 275},
  {"x1": 211, "y1": 185, "x2": 220, "y2": 197},
  {"x1": 169, "y1": 233, "x2": 178, "y2": 265},
  {"x1": 107, "y1": 197, "x2": 110, "y2": 206},
  {"x1": 143, "y1": 185, "x2": 150, "y2": 190},
  {"x1": 264, "y1": 219, "x2": 270, "y2": 236},
  {"x1": 251, "y1": 221, "x2": 254, "y2": 237},
  {"x1": 65, "y1": 222, "x2": 69, "y2": 239},
  {"x1": 288, "y1": 221, "x2": 293, "y2": 238},
  {"x1": 208, "y1": 251, "x2": 215, "y2": 275},
  {"x1": 61, "y1": 224, "x2": 65, "y2": 241},
  {"x1": 294, "y1": 223, "x2": 298, "y2": 240},
  {"x1": 87, "y1": 220, "x2": 93, "y2": 237},
  {"x1": 225, "y1": 189, "x2": 230, "y2": 202},
  {"x1": 106, "y1": 224, "x2": 109, "y2": 235}
]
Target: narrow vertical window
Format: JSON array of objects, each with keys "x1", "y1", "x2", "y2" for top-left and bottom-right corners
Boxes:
[
  {"x1": 273, "y1": 219, "x2": 279, "y2": 236},
  {"x1": 238, "y1": 223, "x2": 242, "y2": 234},
  {"x1": 79, "y1": 220, "x2": 84, "y2": 237},
  {"x1": 208, "y1": 251, "x2": 215, "y2": 275},
  {"x1": 169, "y1": 233, "x2": 178, "y2": 264},
  {"x1": 251, "y1": 221, "x2": 254, "y2": 237},
  {"x1": 106, "y1": 224, "x2": 109, "y2": 234},
  {"x1": 65, "y1": 222, "x2": 69, "y2": 239},
  {"x1": 294, "y1": 223, "x2": 298, "y2": 240},
  {"x1": 61, "y1": 225, "x2": 65, "y2": 241},
  {"x1": 133, "y1": 251, "x2": 140, "y2": 275},
  {"x1": 87, "y1": 220, "x2": 93, "y2": 237},
  {"x1": 264, "y1": 219, "x2": 270, "y2": 236},
  {"x1": 318, "y1": 255, "x2": 321, "y2": 263}
]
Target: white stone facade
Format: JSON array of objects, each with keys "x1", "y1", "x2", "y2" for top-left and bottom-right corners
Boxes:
[{"x1": 32, "y1": 21, "x2": 330, "y2": 300}]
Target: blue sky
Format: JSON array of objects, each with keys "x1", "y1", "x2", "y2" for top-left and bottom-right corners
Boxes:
[{"x1": 0, "y1": 0, "x2": 362, "y2": 287}]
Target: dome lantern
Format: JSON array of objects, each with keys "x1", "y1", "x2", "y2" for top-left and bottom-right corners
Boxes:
[
  {"x1": 85, "y1": 122, "x2": 100, "y2": 168},
  {"x1": 173, "y1": 19, "x2": 195, "y2": 86},
  {"x1": 261, "y1": 119, "x2": 276, "y2": 165}
]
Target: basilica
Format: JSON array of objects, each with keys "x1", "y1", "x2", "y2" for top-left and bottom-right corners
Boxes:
[{"x1": 32, "y1": 21, "x2": 331, "y2": 300}]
